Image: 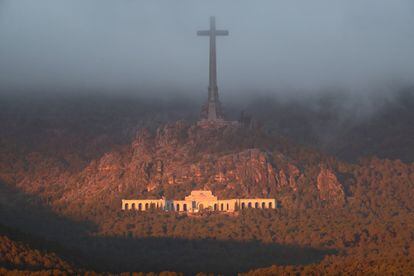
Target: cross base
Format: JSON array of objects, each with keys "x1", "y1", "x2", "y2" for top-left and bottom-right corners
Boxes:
[{"x1": 197, "y1": 119, "x2": 240, "y2": 129}]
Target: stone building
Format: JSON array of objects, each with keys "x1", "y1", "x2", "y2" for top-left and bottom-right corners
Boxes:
[{"x1": 122, "y1": 190, "x2": 276, "y2": 213}]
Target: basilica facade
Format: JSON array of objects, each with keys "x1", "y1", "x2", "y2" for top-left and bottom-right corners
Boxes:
[{"x1": 122, "y1": 190, "x2": 276, "y2": 213}]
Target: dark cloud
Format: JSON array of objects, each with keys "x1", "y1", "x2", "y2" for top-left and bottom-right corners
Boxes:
[{"x1": 0, "y1": 0, "x2": 413, "y2": 96}]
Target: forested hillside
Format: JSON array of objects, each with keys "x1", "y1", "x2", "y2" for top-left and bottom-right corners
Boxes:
[{"x1": 0, "y1": 92, "x2": 413, "y2": 274}]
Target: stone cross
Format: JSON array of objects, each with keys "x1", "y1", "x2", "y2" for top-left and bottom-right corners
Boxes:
[{"x1": 197, "y1": 16, "x2": 229, "y2": 121}]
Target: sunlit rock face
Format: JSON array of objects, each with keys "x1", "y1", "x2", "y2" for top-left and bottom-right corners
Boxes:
[
  {"x1": 47, "y1": 120, "x2": 347, "y2": 216},
  {"x1": 317, "y1": 167, "x2": 345, "y2": 206},
  {"x1": 0, "y1": 119, "x2": 350, "y2": 219}
]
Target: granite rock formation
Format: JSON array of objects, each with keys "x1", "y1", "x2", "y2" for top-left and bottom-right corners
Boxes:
[
  {"x1": 3, "y1": 118, "x2": 413, "y2": 223},
  {"x1": 1, "y1": 121, "x2": 347, "y2": 219}
]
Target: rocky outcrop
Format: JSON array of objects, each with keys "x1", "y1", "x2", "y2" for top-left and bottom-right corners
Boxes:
[
  {"x1": 50, "y1": 122, "x2": 349, "y2": 215},
  {"x1": 317, "y1": 167, "x2": 345, "y2": 205},
  {"x1": 0, "y1": 120, "x2": 351, "y2": 218}
]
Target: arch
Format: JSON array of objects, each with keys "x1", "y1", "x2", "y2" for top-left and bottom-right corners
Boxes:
[
  {"x1": 241, "y1": 202, "x2": 245, "y2": 209},
  {"x1": 138, "y1": 203, "x2": 142, "y2": 211},
  {"x1": 183, "y1": 203, "x2": 187, "y2": 211},
  {"x1": 150, "y1": 203, "x2": 156, "y2": 209},
  {"x1": 262, "y1": 202, "x2": 266, "y2": 209},
  {"x1": 131, "y1": 203, "x2": 136, "y2": 210},
  {"x1": 221, "y1": 203, "x2": 224, "y2": 211},
  {"x1": 145, "y1": 203, "x2": 149, "y2": 210},
  {"x1": 125, "y1": 203, "x2": 129, "y2": 210},
  {"x1": 214, "y1": 204, "x2": 218, "y2": 211},
  {"x1": 156, "y1": 202, "x2": 159, "y2": 208},
  {"x1": 176, "y1": 204, "x2": 180, "y2": 212},
  {"x1": 248, "y1": 202, "x2": 252, "y2": 208},
  {"x1": 268, "y1": 202, "x2": 273, "y2": 209},
  {"x1": 227, "y1": 203, "x2": 229, "y2": 210},
  {"x1": 255, "y1": 202, "x2": 259, "y2": 208}
]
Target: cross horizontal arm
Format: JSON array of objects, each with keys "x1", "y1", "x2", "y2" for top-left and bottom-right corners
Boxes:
[
  {"x1": 197, "y1": 30, "x2": 229, "y2": 36},
  {"x1": 215, "y1": 30, "x2": 229, "y2": 36},
  {"x1": 197, "y1": 30, "x2": 210, "y2": 36}
]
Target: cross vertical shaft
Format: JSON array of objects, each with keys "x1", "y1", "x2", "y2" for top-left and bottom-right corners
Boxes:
[
  {"x1": 197, "y1": 16, "x2": 229, "y2": 121},
  {"x1": 209, "y1": 16, "x2": 217, "y2": 100}
]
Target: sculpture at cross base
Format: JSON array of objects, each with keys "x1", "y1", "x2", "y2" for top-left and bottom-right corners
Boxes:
[{"x1": 197, "y1": 16, "x2": 229, "y2": 122}]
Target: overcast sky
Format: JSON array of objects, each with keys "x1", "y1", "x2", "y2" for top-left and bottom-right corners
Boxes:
[{"x1": 1, "y1": 0, "x2": 414, "y2": 98}]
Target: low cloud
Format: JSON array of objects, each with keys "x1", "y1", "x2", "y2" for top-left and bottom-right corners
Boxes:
[{"x1": 0, "y1": 0, "x2": 413, "y2": 98}]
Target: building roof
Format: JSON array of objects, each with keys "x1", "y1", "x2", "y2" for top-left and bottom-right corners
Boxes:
[{"x1": 185, "y1": 190, "x2": 217, "y2": 201}]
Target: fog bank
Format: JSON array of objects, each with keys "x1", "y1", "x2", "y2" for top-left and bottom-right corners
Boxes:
[{"x1": 1, "y1": 0, "x2": 414, "y2": 98}]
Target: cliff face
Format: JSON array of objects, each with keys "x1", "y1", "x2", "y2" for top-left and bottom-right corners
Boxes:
[
  {"x1": 40, "y1": 121, "x2": 346, "y2": 217},
  {"x1": 1, "y1": 118, "x2": 414, "y2": 222},
  {"x1": 316, "y1": 167, "x2": 345, "y2": 205}
]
